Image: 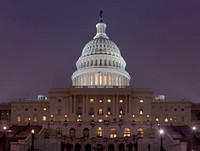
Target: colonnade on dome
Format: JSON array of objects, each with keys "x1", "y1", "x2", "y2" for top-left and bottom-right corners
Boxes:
[{"x1": 72, "y1": 72, "x2": 129, "y2": 87}]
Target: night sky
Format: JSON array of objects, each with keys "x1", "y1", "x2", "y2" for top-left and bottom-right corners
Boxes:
[{"x1": 0, "y1": 0, "x2": 200, "y2": 102}]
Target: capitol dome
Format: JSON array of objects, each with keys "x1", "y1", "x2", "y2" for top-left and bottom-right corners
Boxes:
[{"x1": 72, "y1": 11, "x2": 131, "y2": 87}]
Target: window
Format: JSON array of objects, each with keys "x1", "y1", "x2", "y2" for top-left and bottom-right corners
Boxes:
[
  {"x1": 164, "y1": 118, "x2": 168, "y2": 122},
  {"x1": 139, "y1": 109, "x2": 143, "y2": 115},
  {"x1": 155, "y1": 118, "x2": 159, "y2": 122},
  {"x1": 34, "y1": 115, "x2": 37, "y2": 122},
  {"x1": 107, "y1": 99, "x2": 111, "y2": 103},
  {"x1": 43, "y1": 108, "x2": 47, "y2": 111},
  {"x1": 89, "y1": 107, "x2": 94, "y2": 115},
  {"x1": 119, "y1": 100, "x2": 123, "y2": 103},
  {"x1": 24, "y1": 117, "x2": 28, "y2": 122},
  {"x1": 83, "y1": 128, "x2": 89, "y2": 138},
  {"x1": 107, "y1": 107, "x2": 111, "y2": 115},
  {"x1": 110, "y1": 128, "x2": 117, "y2": 138},
  {"x1": 124, "y1": 128, "x2": 131, "y2": 137},
  {"x1": 58, "y1": 109, "x2": 62, "y2": 115},
  {"x1": 96, "y1": 127, "x2": 103, "y2": 137},
  {"x1": 69, "y1": 128, "x2": 76, "y2": 138},
  {"x1": 139, "y1": 100, "x2": 144, "y2": 103},
  {"x1": 17, "y1": 116, "x2": 21, "y2": 122},
  {"x1": 43, "y1": 116, "x2": 47, "y2": 121},
  {"x1": 137, "y1": 128, "x2": 144, "y2": 137},
  {"x1": 98, "y1": 108, "x2": 103, "y2": 115},
  {"x1": 174, "y1": 117, "x2": 177, "y2": 123},
  {"x1": 58, "y1": 99, "x2": 62, "y2": 103},
  {"x1": 90, "y1": 99, "x2": 94, "y2": 103}
]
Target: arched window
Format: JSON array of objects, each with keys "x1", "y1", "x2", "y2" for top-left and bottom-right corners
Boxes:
[
  {"x1": 75, "y1": 143, "x2": 81, "y2": 151},
  {"x1": 85, "y1": 144, "x2": 92, "y2": 151},
  {"x1": 137, "y1": 128, "x2": 144, "y2": 138},
  {"x1": 124, "y1": 128, "x2": 130, "y2": 137},
  {"x1": 69, "y1": 128, "x2": 76, "y2": 138},
  {"x1": 96, "y1": 127, "x2": 103, "y2": 138},
  {"x1": 108, "y1": 144, "x2": 114, "y2": 151},
  {"x1": 118, "y1": 143, "x2": 124, "y2": 151},
  {"x1": 110, "y1": 128, "x2": 117, "y2": 138},
  {"x1": 83, "y1": 128, "x2": 89, "y2": 138}
]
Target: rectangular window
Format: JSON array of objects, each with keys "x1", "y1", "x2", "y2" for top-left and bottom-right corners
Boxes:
[
  {"x1": 58, "y1": 109, "x2": 62, "y2": 115},
  {"x1": 24, "y1": 117, "x2": 28, "y2": 122},
  {"x1": 34, "y1": 116, "x2": 37, "y2": 122},
  {"x1": 43, "y1": 116, "x2": 47, "y2": 121},
  {"x1": 17, "y1": 116, "x2": 21, "y2": 122}
]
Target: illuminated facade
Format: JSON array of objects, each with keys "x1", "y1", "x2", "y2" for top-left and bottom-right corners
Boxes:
[{"x1": 6, "y1": 12, "x2": 198, "y2": 151}]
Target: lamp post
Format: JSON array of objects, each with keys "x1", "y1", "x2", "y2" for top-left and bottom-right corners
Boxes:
[
  {"x1": 31, "y1": 130, "x2": 35, "y2": 151},
  {"x1": 3, "y1": 126, "x2": 7, "y2": 151},
  {"x1": 191, "y1": 126, "x2": 196, "y2": 151},
  {"x1": 159, "y1": 129, "x2": 164, "y2": 151}
]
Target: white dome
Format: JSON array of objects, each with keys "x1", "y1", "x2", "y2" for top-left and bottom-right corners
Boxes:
[
  {"x1": 81, "y1": 37, "x2": 121, "y2": 58},
  {"x1": 72, "y1": 14, "x2": 131, "y2": 87}
]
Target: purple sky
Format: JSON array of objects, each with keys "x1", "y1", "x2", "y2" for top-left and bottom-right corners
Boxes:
[{"x1": 0, "y1": 0, "x2": 200, "y2": 102}]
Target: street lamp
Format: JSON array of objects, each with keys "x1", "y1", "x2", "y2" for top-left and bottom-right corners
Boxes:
[
  {"x1": 3, "y1": 126, "x2": 7, "y2": 151},
  {"x1": 191, "y1": 126, "x2": 196, "y2": 151},
  {"x1": 31, "y1": 130, "x2": 35, "y2": 151},
  {"x1": 192, "y1": 126, "x2": 196, "y2": 136},
  {"x1": 159, "y1": 129, "x2": 164, "y2": 151}
]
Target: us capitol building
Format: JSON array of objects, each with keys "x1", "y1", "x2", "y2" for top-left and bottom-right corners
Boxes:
[{"x1": 0, "y1": 11, "x2": 200, "y2": 151}]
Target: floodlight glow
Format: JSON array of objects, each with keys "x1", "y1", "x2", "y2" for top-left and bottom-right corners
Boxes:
[
  {"x1": 31, "y1": 130, "x2": 35, "y2": 134},
  {"x1": 159, "y1": 129, "x2": 164, "y2": 135}
]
